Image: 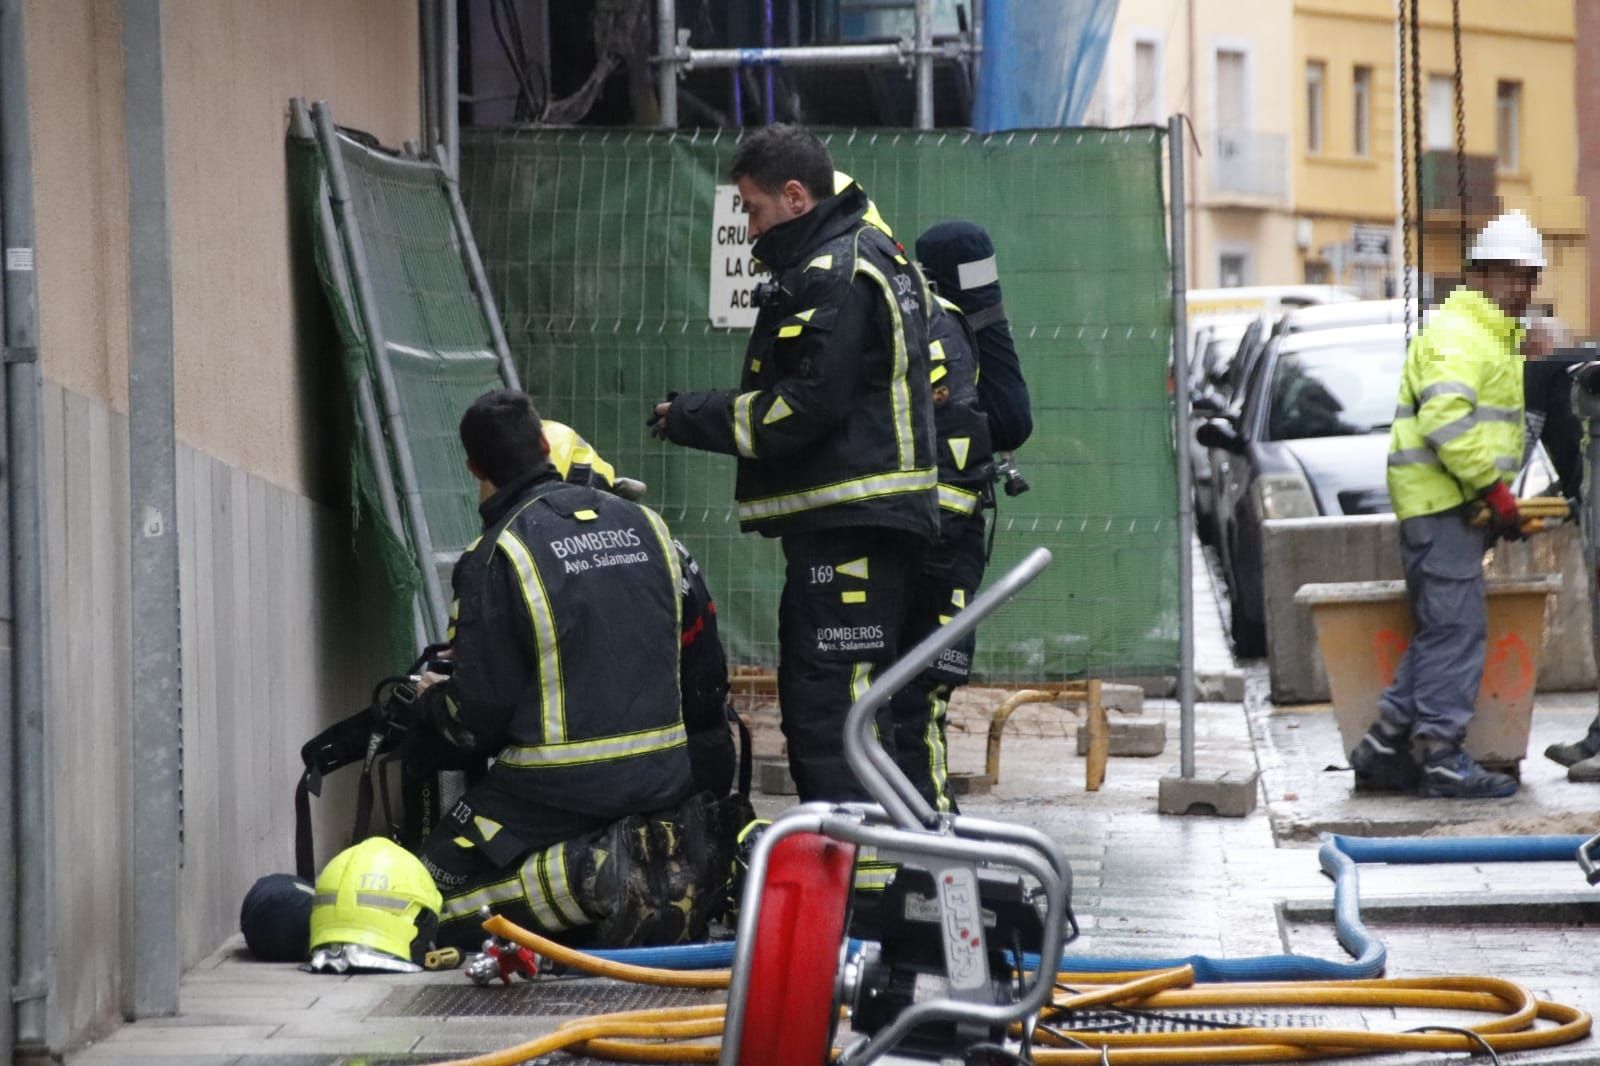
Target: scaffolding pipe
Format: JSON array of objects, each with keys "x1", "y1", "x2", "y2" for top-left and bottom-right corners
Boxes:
[
  {"x1": 433, "y1": 142, "x2": 521, "y2": 392},
  {"x1": 441, "y1": 0, "x2": 459, "y2": 180},
  {"x1": 678, "y1": 42, "x2": 911, "y2": 71},
  {"x1": 289, "y1": 99, "x2": 427, "y2": 651},
  {"x1": 312, "y1": 102, "x2": 451, "y2": 639},
  {"x1": 914, "y1": 0, "x2": 933, "y2": 129},
  {"x1": 419, "y1": 0, "x2": 439, "y2": 149},
  {"x1": 762, "y1": 0, "x2": 775, "y2": 123},
  {"x1": 656, "y1": 0, "x2": 677, "y2": 127},
  {"x1": 122, "y1": 0, "x2": 182, "y2": 1019},
  {"x1": 1168, "y1": 115, "x2": 1196, "y2": 778},
  {"x1": 0, "y1": 0, "x2": 47, "y2": 1052}
]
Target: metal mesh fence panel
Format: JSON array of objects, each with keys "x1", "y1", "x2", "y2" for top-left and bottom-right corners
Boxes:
[{"x1": 459, "y1": 127, "x2": 1178, "y2": 682}]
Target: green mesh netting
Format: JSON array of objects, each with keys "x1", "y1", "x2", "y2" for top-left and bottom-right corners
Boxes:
[{"x1": 458, "y1": 127, "x2": 1179, "y2": 681}]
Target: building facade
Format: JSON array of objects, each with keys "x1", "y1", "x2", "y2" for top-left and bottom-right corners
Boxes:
[
  {"x1": 1090, "y1": 0, "x2": 1300, "y2": 290},
  {"x1": 1294, "y1": 0, "x2": 1586, "y2": 321}
]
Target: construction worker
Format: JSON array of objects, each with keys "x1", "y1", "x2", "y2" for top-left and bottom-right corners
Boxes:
[
  {"x1": 651, "y1": 123, "x2": 938, "y2": 803},
  {"x1": 411, "y1": 390, "x2": 708, "y2": 948},
  {"x1": 1348, "y1": 209, "x2": 1545, "y2": 799}
]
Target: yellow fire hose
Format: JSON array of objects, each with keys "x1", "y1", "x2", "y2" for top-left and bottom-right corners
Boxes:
[{"x1": 425, "y1": 916, "x2": 1591, "y2": 1066}]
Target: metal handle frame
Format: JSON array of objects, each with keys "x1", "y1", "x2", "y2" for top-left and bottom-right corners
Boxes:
[
  {"x1": 720, "y1": 548, "x2": 1068, "y2": 1065},
  {"x1": 846, "y1": 546, "x2": 1052, "y2": 830},
  {"x1": 1580, "y1": 832, "x2": 1600, "y2": 886}
]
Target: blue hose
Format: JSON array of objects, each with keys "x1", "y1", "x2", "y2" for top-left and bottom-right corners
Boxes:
[{"x1": 579, "y1": 834, "x2": 1591, "y2": 981}]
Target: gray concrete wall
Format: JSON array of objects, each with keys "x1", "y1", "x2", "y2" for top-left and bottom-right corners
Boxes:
[
  {"x1": 20, "y1": 0, "x2": 421, "y2": 1052},
  {"x1": 1264, "y1": 516, "x2": 1596, "y2": 705},
  {"x1": 40, "y1": 382, "x2": 388, "y2": 1051}
]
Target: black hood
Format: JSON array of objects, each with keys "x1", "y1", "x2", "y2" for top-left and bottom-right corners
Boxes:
[
  {"x1": 751, "y1": 184, "x2": 870, "y2": 272},
  {"x1": 916, "y1": 219, "x2": 1001, "y2": 315}
]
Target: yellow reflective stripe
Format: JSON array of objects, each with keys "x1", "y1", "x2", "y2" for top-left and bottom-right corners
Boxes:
[
  {"x1": 639, "y1": 504, "x2": 684, "y2": 643},
  {"x1": 498, "y1": 528, "x2": 565, "y2": 743},
  {"x1": 738, "y1": 468, "x2": 935, "y2": 523},
  {"x1": 440, "y1": 875, "x2": 523, "y2": 921},
  {"x1": 796, "y1": 308, "x2": 817, "y2": 321},
  {"x1": 951, "y1": 588, "x2": 967, "y2": 608},
  {"x1": 927, "y1": 690, "x2": 952, "y2": 813},
  {"x1": 837, "y1": 557, "x2": 870, "y2": 580},
  {"x1": 807, "y1": 255, "x2": 833, "y2": 270},
  {"x1": 1388, "y1": 448, "x2": 1443, "y2": 469},
  {"x1": 855, "y1": 258, "x2": 915, "y2": 470},
  {"x1": 948, "y1": 436, "x2": 971, "y2": 470},
  {"x1": 851, "y1": 662, "x2": 878, "y2": 742},
  {"x1": 518, "y1": 847, "x2": 566, "y2": 931},
  {"x1": 574, "y1": 508, "x2": 598, "y2": 521},
  {"x1": 533, "y1": 842, "x2": 585, "y2": 930},
  {"x1": 931, "y1": 365, "x2": 949, "y2": 383},
  {"x1": 498, "y1": 720, "x2": 689, "y2": 768},
  {"x1": 733, "y1": 391, "x2": 758, "y2": 458},
  {"x1": 840, "y1": 590, "x2": 867, "y2": 604},
  {"x1": 763, "y1": 396, "x2": 794, "y2": 425},
  {"x1": 777, "y1": 324, "x2": 803, "y2": 338},
  {"x1": 938, "y1": 483, "x2": 981, "y2": 514},
  {"x1": 929, "y1": 339, "x2": 947, "y2": 362},
  {"x1": 936, "y1": 294, "x2": 961, "y2": 314},
  {"x1": 750, "y1": 358, "x2": 762, "y2": 373}
]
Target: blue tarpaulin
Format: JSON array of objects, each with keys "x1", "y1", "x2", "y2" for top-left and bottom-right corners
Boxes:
[{"x1": 975, "y1": 0, "x2": 1118, "y2": 132}]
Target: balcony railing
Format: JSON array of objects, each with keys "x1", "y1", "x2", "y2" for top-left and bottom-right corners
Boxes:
[{"x1": 1209, "y1": 128, "x2": 1288, "y2": 203}]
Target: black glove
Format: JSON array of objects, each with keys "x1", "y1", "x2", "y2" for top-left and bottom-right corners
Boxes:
[{"x1": 648, "y1": 392, "x2": 679, "y2": 440}]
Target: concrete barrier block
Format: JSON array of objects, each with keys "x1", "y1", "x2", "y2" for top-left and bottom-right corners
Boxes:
[
  {"x1": 1197, "y1": 670, "x2": 1244, "y2": 703},
  {"x1": 1158, "y1": 768, "x2": 1259, "y2": 817},
  {"x1": 1076, "y1": 719, "x2": 1167, "y2": 756},
  {"x1": 1262, "y1": 515, "x2": 1401, "y2": 704},
  {"x1": 1099, "y1": 682, "x2": 1145, "y2": 715},
  {"x1": 1485, "y1": 523, "x2": 1596, "y2": 691}
]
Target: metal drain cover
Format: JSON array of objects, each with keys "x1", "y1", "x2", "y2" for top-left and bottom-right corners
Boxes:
[
  {"x1": 376, "y1": 979, "x2": 719, "y2": 1018},
  {"x1": 1052, "y1": 1009, "x2": 1329, "y2": 1034}
]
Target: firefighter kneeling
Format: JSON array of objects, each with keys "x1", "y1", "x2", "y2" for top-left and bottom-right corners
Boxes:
[{"x1": 407, "y1": 389, "x2": 731, "y2": 950}]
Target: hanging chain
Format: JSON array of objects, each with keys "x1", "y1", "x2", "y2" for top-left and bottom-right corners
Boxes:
[
  {"x1": 1410, "y1": 0, "x2": 1425, "y2": 308},
  {"x1": 1399, "y1": 0, "x2": 1413, "y2": 347},
  {"x1": 1452, "y1": 0, "x2": 1468, "y2": 266}
]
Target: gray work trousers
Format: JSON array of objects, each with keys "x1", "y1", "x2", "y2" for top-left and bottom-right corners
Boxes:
[{"x1": 1376, "y1": 508, "x2": 1491, "y2": 749}]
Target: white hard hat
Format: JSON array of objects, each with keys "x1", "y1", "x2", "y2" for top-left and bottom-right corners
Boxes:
[{"x1": 1467, "y1": 209, "x2": 1546, "y2": 269}]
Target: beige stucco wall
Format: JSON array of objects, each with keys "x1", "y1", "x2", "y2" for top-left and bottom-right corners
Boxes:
[
  {"x1": 27, "y1": 0, "x2": 421, "y2": 498},
  {"x1": 1099, "y1": 0, "x2": 1298, "y2": 288}
]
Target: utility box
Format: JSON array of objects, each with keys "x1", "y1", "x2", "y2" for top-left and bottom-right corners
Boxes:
[{"x1": 1294, "y1": 576, "x2": 1560, "y2": 771}]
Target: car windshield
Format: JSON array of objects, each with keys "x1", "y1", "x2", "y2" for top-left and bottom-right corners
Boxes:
[{"x1": 1266, "y1": 338, "x2": 1405, "y2": 440}]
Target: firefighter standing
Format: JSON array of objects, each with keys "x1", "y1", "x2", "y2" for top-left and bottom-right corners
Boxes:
[
  {"x1": 1348, "y1": 210, "x2": 1545, "y2": 799},
  {"x1": 652, "y1": 124, "x2": 938, "y2": 802}
]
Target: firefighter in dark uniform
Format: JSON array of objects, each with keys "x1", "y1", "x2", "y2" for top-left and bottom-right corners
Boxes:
[
  {"x1": 888, "y1": 289, "x2": 993, "y2": 812},
  {"x1": 411, "y1": 390, "x2": 699, "y2": 947},
  {"x1": 652, "y1": 124, "x2": 938, "y2": 803}
]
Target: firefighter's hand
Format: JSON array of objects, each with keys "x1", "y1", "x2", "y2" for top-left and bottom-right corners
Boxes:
[
  {"x1": 414, "y1": 670, "x2": 450, "y2": 694},
  {"x1": 648, "y1": 395, "x2": 677, "y2": 441}
]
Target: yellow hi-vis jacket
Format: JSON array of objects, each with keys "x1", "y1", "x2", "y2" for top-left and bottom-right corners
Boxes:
[{"x1": 1387, "y1": 287, "x2": 1525, "y2": 520}]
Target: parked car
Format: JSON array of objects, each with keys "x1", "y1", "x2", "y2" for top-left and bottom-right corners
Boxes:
[
  {"x1": 1194, "y1": 300, "x2": 1413, "y2": 552},
  {"x1": 1198, "y1": 323, "x2": 1406, "y2": 656},
  {"x1": 1187, "y1": 319, "x2": 1249, "y2": 542}
]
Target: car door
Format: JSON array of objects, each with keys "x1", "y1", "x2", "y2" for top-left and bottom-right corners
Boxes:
[{"x1": 1214, "y1": 340, "x2": 1277, "y2": 588}]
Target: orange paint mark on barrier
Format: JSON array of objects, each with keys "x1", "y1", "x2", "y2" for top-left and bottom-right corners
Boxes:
[
  {"x1": 1373, "y1": 629, "x2": 1409, "y2": 688},
  {"x1": 1480, "y1": 632, "x2": 1535, "y2": 702}
]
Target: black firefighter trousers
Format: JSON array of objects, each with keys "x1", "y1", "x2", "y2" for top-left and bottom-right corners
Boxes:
[{"x1": 778, "y1": 527, "x2": 925, "y2": 803}]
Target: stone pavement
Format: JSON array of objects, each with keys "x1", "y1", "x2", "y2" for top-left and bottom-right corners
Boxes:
[{"x1": 62, "y1": 538, "x2": 1600, "y2": 1065}]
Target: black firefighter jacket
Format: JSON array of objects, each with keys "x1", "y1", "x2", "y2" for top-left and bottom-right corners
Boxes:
[
  {"x1": 427, "y1": 467, "x2": 693, "y2": 844},
  {"x1": 664, "y1": 185, "x2": 939, "y2": 542},
  {"x1": 926, "y1": 294, "x2": 994, "y2": 530}
]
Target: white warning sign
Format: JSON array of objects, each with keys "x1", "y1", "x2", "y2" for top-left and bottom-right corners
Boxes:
[{"x1": 707, "y1": 184, "x2": 767, "y2": 329}]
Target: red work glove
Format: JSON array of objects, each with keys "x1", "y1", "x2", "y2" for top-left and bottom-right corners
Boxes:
[{"x1": 1482, "y1": 482, "x2": 1522, "y2": 537}]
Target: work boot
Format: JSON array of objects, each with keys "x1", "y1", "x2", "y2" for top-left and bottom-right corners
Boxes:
[
  {"x1": 1544, "y1": 737, "x2": 1600, "y2": 768},
  {"x1": 1568, "y1": 753, "x2": 1600, "y2": 783},
  {"x1": 1418, "y1": 749, "x2": 1518, "y2": 799},
  {"x1": 1348, "y1": 728, "x2": 1419, "y2": 792}
]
